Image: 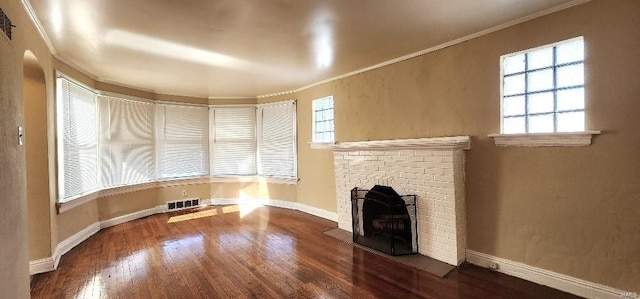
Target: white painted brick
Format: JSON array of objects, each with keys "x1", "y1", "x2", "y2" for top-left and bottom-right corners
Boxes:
[
  {"x1": 414, "y1": 150, "x2": 434, "y2": 156},
  {"x1": 407, "y1": 156, "x2": 424, "y2": 162},
  {"x1": 398, "y1": 150, "x2": 414, "y2": 156},
  {"x1": 377, "y1": 155, "x2": 393, "y2": 161}
]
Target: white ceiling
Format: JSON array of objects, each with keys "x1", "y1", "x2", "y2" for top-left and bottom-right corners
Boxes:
[{"x1": 27, "y1": 0, "x2": 579, "y2": 98}]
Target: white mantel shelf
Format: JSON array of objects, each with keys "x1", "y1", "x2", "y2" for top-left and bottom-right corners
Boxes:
[{"x1": 328, "y1": 136, "x2": 471, "y2": 151}]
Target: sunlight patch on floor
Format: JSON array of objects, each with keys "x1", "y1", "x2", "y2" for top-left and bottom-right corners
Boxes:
[{"x1": 167, "y1": 209, "x2": 218, "y2": 223}]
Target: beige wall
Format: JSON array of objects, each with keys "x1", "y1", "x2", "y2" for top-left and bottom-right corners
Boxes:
[
  {"x1": 287, "y1": 0, "x2": 640, "y2": 292},
  {"x1": 57, "y1": 201, "x2": 99, "y2": 241},
  {"x1": 0, "y1": 0, "x2": 56, "y2": 295},
  {"x1": 24, "y1": 52, "x2": 52, "y2": 260},
  {"x1": 3, "y1": 0, "x2": 638, "y2": 295}
]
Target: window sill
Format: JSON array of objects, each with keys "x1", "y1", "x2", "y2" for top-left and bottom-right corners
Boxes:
[
  {"x1": 488, "y1": 130, "x2": 601, "y2": 147},
  {"x1": 210, "y1": 176, "x2": 298, "y2": 185},
  {"x1": 308, "y1": 142, "x2": 335, "y2": 149}
]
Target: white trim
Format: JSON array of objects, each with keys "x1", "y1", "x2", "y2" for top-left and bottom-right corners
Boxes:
[
  {"x1": 256, "y1": 99, "x2": 296, "y2": 107},
  {"x1": 329, "y1": 136, "x2": 471, "y2": 151},
  {"x1": 54, "y1": 222, "x2": 101, "y2": 268},
  {"x1": 309, "y1": 142, "x2": 335, "y2": 149},
  {"x1": 99, "y1": 206, "x2": 164, "y2": 229},
  {"x1": 208, "y1": 96, "x2": 258, "y2": 100},
  {"x1": 488, "y1": 131, "x2": 600, "y2": 147},
  {"x1": 258, "y1": 0, "x2": 592, "y2": 99},
  {"x1": 208, "y1": 103, "x2": 257, "y2": 108},
  {"x1": 156, "y1": 177, "x2": 210, "y2": 188},
  {"x1": 20, "y1": 0, "x2": 56, "y2": 53},
  {"x1": 29, "y1": 257, "x2": 55, "y2": 275},
  {"x1": 466, "y1": 250, "x2": 638, "y2": 299}
]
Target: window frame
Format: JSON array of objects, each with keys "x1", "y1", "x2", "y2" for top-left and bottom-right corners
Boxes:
[
  {"x1": 310, "y1": 95, "x2": 335, "y2": 149},
  {"x1": 500, "y1": 36, "x2": 586, "y2": 134},
  {"x1": 56, "y1": 73, "x2": 100, "y2": 202},
  {"x1": 491, "y1": 37, "x2": 600, "y2": 147}
]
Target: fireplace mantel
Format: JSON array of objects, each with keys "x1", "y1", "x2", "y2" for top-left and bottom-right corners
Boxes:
[
  {"x1": 328, "y1": 136, "x2": 471, "y2": 151},
  {"x1": 331, "y1": 135, "x2": 471, "y2": 266}
]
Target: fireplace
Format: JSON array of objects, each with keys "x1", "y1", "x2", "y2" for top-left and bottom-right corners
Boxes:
[
  {"x1": 330, "y1": 136, "x2": 471, "y2": 266},
  {"x1": 351, "y1": 185, "x2": 417, "y2": 255}
]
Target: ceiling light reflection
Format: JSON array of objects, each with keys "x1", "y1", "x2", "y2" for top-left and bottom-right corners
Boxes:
[
  {"x1": 310, "y1": 10, "x2": 335, "y2": 69},
  {"x1": 104, "y1": 30, "x2": 254, "y2": 70}
]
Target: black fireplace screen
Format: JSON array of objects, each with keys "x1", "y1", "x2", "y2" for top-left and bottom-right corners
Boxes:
[{"x1": 351, "y1": 185, "x2": 418, "y2": 256}]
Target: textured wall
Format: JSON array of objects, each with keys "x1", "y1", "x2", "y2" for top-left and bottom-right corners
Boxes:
[
  {"x1": 24, "y1": 52, "x2": 52, "y2": 260},
  {"x1": 287, "y1": 0, "x2": 640, "y2": 292}
]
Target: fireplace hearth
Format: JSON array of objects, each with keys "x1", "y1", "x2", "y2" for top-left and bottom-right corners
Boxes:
[{"x1": 351, "y1": 185, "x2": 418, "y2": 256}]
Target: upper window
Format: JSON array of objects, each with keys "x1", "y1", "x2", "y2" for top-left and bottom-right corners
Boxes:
[
  {"x1": 312, "y1": 96, "x2": 334, "y2": 142},
  {"x1": 501, "y1": 37, "x2": 585, "y2": 134}
]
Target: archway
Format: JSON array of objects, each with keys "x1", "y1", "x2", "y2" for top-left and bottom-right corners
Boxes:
[{"x1": 23, "y1": 50, "x2": 52, "y2": 264}]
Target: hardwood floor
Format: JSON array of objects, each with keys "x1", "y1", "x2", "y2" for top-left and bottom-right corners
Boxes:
[{"x1": 31, "y1": 205, "x2": 581, "y2": 298}]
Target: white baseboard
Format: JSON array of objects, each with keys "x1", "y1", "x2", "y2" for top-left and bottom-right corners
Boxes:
[
  {"x1": 100, "y1": 206, "x2": 164, "y2": 229},
  {"x1": 54, "y1": 222, "x2": 101, "y2": 269},
  {"x1": 29, "y1": 257, "x2": 55, "y2": 275},
  {"x1": 466, "y1": 249, "x2": 638, "y2": 299},
  {"x1": 208, "y1": 198, "x2": 338, "y2": 222}
]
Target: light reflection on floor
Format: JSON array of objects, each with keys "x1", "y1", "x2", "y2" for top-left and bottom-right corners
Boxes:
[{"x1": 167, "y1": 201, "x2": 265, "y2": 224}]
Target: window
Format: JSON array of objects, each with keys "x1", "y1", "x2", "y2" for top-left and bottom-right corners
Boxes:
[
  {"x1": 57, "y1": 77, "x2": 99, "y2": 200},
  {"x1": 98, "y1": 95, "x2": 155, "y2": 188},
  {"x1": 56, "y1": 74, "x2": 298, "y2": 204},
  {"x1": 210, "y1": 107, "x2": 257, "y2": 176},
  {"x1": 501, "y1": 37, "x2": 584, "y2": 134},
  {"x1": 257, "y1": 101, "x2": 297, "y2": 178},
  {"x1": 155, "y1": 104, "x2": 209, "y2": 179},
  {"x1": 312, "y1": 96, "x2": 334, "y2": 142}
]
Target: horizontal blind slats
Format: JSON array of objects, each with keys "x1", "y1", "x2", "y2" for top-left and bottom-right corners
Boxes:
[
  {"x1": 156, "y1": 104, "x2": 209, "y2": 179},
  {"x1": 60, "y1": 78, "x2": 99, "y2": 199},
  {"x1": 210, "y1": 107, "x2": 256, "y2": 175},
  {"x1": 258, "y1": 102, "x2": 296, "y2": 178}
]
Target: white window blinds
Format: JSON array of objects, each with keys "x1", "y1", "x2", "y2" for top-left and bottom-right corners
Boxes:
[
  {"x1": 58, "y1": 77, "x2": 99, "y2": 200},
  {"x1": 257, "y1": 101, "x2": 297, "y2": 178},
  {"x1": 98, "y1": 95, "x2": 155, "y2": 187},
  {"x1": 155, "y1": 104, "x2": 209, "y2": 179},
  {"x1": 210, "y1": 107, "x2": 257, "y2": 176}
]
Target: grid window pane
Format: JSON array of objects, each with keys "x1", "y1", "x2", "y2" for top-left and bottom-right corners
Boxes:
[
  {"x1": 501, "y1": 37, "x2": 585, "y2": 134},
  {"x1": 528, "y1": 92, "x2": 554, "y2": 114},
  {"x1": 557, "y1": 63, "x2": 584, "y2": 88},
  {"x1": 528, "y1": 114, "x2": 554, "y2": 133},
  {"x1": 503, "y1": 117, "x2": 526, "y2": 134},
  {"x1": 503, "y1": 74, "x2": 525, "y2": 96},
  {"x1": 503, "y1": 96, "x2": 525, "y2": 116},
  {"x1": 503, "y1": 54, "x2": 525, "y2": 75},
  {"x1": 557, "y1": 111, "x2": 585, "y2": 132},
  {"x1": 557, "y1": 88, "x2": 584, "y2": 111},
  {"x1": 312, "y1": 96, "x2": 334, "y2": 142},
  {"x1": 527, "y1": 48, "x2": 553, "y2": 70},
  {"x1": 556, "y1": 40, "x2": 584, "y2": 64},
  {"x1": 527, "y1": 69, "x2": 554, "y2": 92}
]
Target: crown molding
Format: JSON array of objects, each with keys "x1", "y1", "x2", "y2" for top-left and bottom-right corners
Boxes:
[
  {"x1": 257, "y1": 0, "x2": 592, "y2": 99},
  {"x1": 20, "y1": 0, "x2": 56, "y2": 53},
  {"x1": 23, "y1": 0, "x2": 591, "y2": 100}
]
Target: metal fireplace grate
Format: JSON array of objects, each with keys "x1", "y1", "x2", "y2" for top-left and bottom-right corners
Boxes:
[{"x1": 351, "y1": 186, "x2": 418, "y2": 256}]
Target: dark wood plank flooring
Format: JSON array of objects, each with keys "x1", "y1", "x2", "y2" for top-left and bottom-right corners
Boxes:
[{"x1": 31, "y1": 205, "x2": 581, "y2": 298}]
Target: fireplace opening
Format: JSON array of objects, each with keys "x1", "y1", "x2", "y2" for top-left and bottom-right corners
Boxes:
[{"x1": 351, "y1": 185, "x2": 418, "y2": 256}]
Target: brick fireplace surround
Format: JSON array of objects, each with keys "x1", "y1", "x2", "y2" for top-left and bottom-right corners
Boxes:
[{"x1": 330, "y1": 136, "x2": 471, "y2": 266}]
